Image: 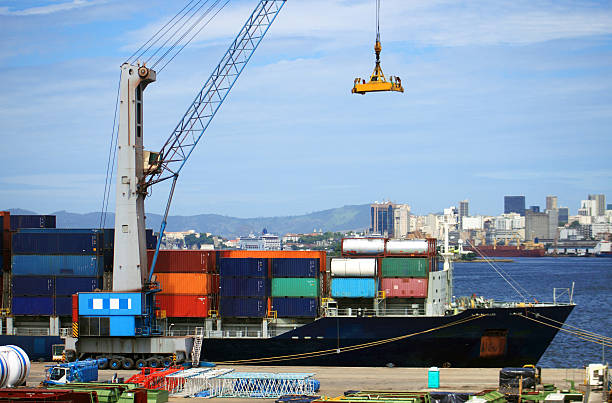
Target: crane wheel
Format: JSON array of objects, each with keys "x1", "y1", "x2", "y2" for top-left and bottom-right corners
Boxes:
[
  {"x1": 97, "y1": 356, "x2": 109, "y2": 370},
  {"x1": 109, "y1": 358, "x2": 122, "y2": 370},
  {"x1": 121, "y1": 357, "x2": 135, "y2": 370},
  {"x1": 135, "y1": 359, "x2": 147, "y2": 369},
  {"x1": 147, "y1": 357, "x2": 161, "y2": 368},
  {"x1": 162, "y1": 357, "x2": 173, "y2": 368}
]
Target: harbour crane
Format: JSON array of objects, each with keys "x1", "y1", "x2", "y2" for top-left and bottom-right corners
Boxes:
[{"x1": 352, "y1": 0, "x2": 404, "y2": 94}]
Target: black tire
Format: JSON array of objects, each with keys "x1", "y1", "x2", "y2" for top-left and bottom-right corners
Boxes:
[
  {"x1": 147, "y1": 357, "x2": 161, "y2": 368},
  {"x1": 121, "y1": 357, "x2": 135, "y2": 370},
  {"x1": 64, "y1": 350, "x2": 77, "y2": 362},
  {"x1": 161, "y1": 356, "x2": 173, "y2": 367},
  {"x1": 135, "y1": 359, "x2": 147, "y2": 369},
  {"x1": 109, "y1": 357, "x2": 122, "y2": 370},
  {"x1": 98, "y1": 356, "x2": 109, "y2": 370}
]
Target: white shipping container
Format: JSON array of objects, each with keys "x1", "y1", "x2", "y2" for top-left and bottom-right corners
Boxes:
[{"x1": 331, "y1": 258, "x2": 377, "y2": 277}]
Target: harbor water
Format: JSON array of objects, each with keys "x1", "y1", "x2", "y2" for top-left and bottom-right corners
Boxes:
[{"x1": 454, "y1": 257, "x2": 612, "y2": 368}]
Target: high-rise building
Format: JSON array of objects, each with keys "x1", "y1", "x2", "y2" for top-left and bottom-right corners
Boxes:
[
  {"x1": 558, "y1": 207, "x2": 569, "y2": 225},
  {"x1": 371, "y1": 202, "x2": 395, "y2": 237},
  {"x1": 504, "y1": 196, "x2": 526, "y2": 216},
  {"x1": 529, "y1": 206, "x2": 540, "y2": 213},
  {"x1": 525, "y1": 211, "x2": 548, "y2": 241},
  {"x1": 608, "y1": 204, "x2": 612, "y2": 211},
  {"x1": 546, "y1": 196, "x2": 558, "y2": 211},
  {"x1": 588, "y1": 194, "x2": 606, "y2": 216},
  {"x1": 393, "y1": 204, "x2": 411, "y2": 238},
  {"x1": 547, "y1": 209, "x2": 559, "y2": 239},
  {"x1": 459, "y1": 200, "x2": 469, "y2": 220}
]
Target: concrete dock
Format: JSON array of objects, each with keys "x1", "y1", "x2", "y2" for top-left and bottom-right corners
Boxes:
[{"x1": 26, "y1": 363, "x2": 586, "y2": 402}]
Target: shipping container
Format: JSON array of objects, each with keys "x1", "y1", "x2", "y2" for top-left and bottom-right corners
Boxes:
[
  {"x1": 331, "y1": 258, "x2": 377, "y2": 277},
  {"x1": 271, "y1": 278, "x2": 319, "y2": 297},
  {"x1": 219, "y1": 277, "x2": 269, "y2": 297},
  {"x1": 155, "y1": 273, "x2": 213, "y2": 295},
  {"x1": 331, "y1": 278, "x2": 377, "y2": 298},
  {"x1": 271, "y1": 258, "x2": 318, "y2": 278},
  {"x1": 219, "y1": 258, "x2": 266, "y2": 277},
  {"x1": 218, "y1": 250, "x2": 326, "y2": 273},
  {"x1": 156, "y1": 294, "x2": 210, "y2": 318},
  {"x1": 271, "y1": 297, "x2": 317, "y2": 317},
  {"x1": 341, "y1": 238, "x2": 385, "y2": 256},
  {"x1": 11, "y1": 255, "x2": 103, "y2": 277},
  {"x1": 55, "y1": 277, "x2": 101, "y2": 295},
  {"x1": 147, "y1": 250, "x2": 216, "y2": 273},
  {"x1": 12, "y1": 230, "x2": 101, "y2": 254},
  {"x1": 12, "y1": 296, "x2": 54, "y2": 315},
  {"x1": 385, "y1": 239, "x2": 429, "y2": 255},
  {"x1": 55, "y1": 296, "x2": 73, "y2": 315},
  {"x1": 219, "y1": 297, "x2": 267, "y2": 317},
  {"x1": 381, "y1": 258, "x2": 428, "y2": 278},
  {"x1": 11, "y1": 276, "x2": 54, "y2": 296},
  {"x1": 10, "y1": 215, "x2": 56, "y2": 230},
  {"x1": 103, "y1": 228, "x2": 157, "y2": 250},
  {"x1": 381, "y1": 278, "x2": 428, "y2": 298}
]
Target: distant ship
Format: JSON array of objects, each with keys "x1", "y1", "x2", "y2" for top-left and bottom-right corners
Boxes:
[{"x1": 594, "y1": 240, "x2": 612, "y2": 257}]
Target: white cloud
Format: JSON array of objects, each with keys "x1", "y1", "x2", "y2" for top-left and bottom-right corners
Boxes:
[{"x1": 0, "y1": 0, "x2": 102, "y2": 16}]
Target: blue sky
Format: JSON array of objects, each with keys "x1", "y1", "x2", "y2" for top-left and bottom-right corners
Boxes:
[{"x1": 0, "y1": 0, "x2": 611, "y2": 218}]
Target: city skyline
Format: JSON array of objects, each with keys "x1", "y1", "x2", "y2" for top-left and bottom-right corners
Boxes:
[{"x1": 1, "y1": 0, "x2": 611, "y2": 218}]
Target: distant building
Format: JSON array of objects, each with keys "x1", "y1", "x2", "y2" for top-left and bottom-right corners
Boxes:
[
  {"x1": 546, "y1": 196, "x2": 558, "y2": 211},
  {"x1": 461, "y1": 216, "x2": 483, "y2": 230},
  {"x1": 608, "y1": 204, "x2": 612, "y2": 211},
  {"x1": 525, "y1": 211, "x2": 549, "y2": 241},
  {"x1": 504, "y1": 196, "x2": 526, "y2": 216},
  {"x1": 579, "y1": 199, "x2": 597, "y2": 216},
  {"x1": 547, "y1": 209, "x2": 559, "y2": 239},
  {"x1": 588, "y1": 194, "x2": 606, "y2": 216},
  {"x1": 459, "y1": 200, "x2": 469, "y2": 220},
  {"x1": 370, "y1": 202, "x2": 395, "y2": 237},
  {"x1": 558, "y1": 207, "x2": 569, "y2": 225},
  {"x1": 529, "y1": 206, "x2": 540, "y2": 213},
  {"x1": 392, "y1": 204, "x2": 411, "y2": 238},
  {"x1": 238, "y1": 233, "x2": 281, "y2": 250}
]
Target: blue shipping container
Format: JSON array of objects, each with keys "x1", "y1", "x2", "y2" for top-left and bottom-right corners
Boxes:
[
  {"x1": 331, "y1": 278, "x2": 377, "y2": 298},
  {"x1": 220, "y1": 277, "x2": 269, "y2": 297},
  {"x1": 78, "y1": 292, "x2": 143, "y2": 316},
  {"x1": 219, "y1": 297, "x2": 267, "y2": 317},
  {"x1": 271, "y1": 297, "x2": 317, "y2": 317},
  {"x1": 0, "y1": 335, "x2": 62, "y2": 360},
  {"x1": 10, "y1": 215, "x2": 56, "y2": 230},
  {"x1": 12, "y1": 296, "x2": 54, "y2": 315},
  {"x1": 55, "y1": 277, "x2": 101, "y2": 295},
  {"x1": 55, "y1": 296, "x2": 73, "y2": 315},
  {"x1": 271, "y1": 258, "x2": 318, "y2": 278},
  {"x1": 12, "y1": 255, "x2": 103, "y2": 277},
  {"x1": 12, "y1": 276, "x2": 54, "y2": 296},
  {"x1": 12, "y1": 230, "x2": 101, "y2": 254},
  {"x1": 219, "y1": 258, "x2": 266, "y2": 277},
  {"x1": 103, "y1": 228, "x2": 157, "y2": 250}
]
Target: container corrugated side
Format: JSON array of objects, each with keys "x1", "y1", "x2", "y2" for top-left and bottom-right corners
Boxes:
[
  {"x1": 219, "y1": 258, "x2": 266, "y2": 277},
  {"x1": 381, "y1": 258, "x2": 428, "y2": 278},
  {"x1": 219, "y1": 297, "x2": 267, "y2": 317},
  {"x1": 11, "y1": 276, "x2": 54, "y2": 296},
  {"x1": 147, "y1": 250, "x2": 216, "y2": 273},
  {"x1": 55, "y1": 296, "x2": 73, "y2": 316},
  {"x1": 381, "y1": 278, "x2": 428, "y2": 298},
  {"x1": 55, "y1": 277, "x2": 101, "y2": 295},
  {"x1": 218, "y1": 250, "x2": 326, "y2": 273},
  {"x1": 11, "y1": 255, "x2": 103, "y2": 277},
  {"x1": 10, "y1": 215, "x2": 56, "y2": 230},
  {"x1": 155, "y1": 273, "x2": 213, "y2": 295},
  {"x1": 271, "y1": 297, "x2": 317, "y2": 317},
  {"x1": 12, "y1": 296, "x2": 54, "y2": 315},
  {"x1": 12, "y1": 231, "x2": 101, "y2": 254},
  {"x1": 219, "y1": 277, "x2": 269, "y2": 297},
  {"x1": 331, "y1": 278, "x2": 377, "y2": 298},
  {"x1": 156, "y1": 295, "x2": 210, "y2": 318},
  {"x1": 271, "y1": 278, "x2": 319, "y2": 297},
  {"x1": 271, "y1": 258, "x2": 318, "y2": 277}
]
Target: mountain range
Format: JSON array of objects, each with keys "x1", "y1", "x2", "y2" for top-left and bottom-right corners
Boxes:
[{"x1": 5, "y1": 205, "x2": 371, "y2": 238}]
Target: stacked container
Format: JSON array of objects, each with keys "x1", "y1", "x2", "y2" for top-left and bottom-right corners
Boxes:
[
  {"x1": 330, "y1": 258, "x2": 378, "y2": 298},
  {"x1": 148, "y1": 250, "x2": 216, "y2": 318},
  {"x1": 10, "y1": 226, "x2": 103, "y2": 316},
  {"x1": 219, "y1": 258, "x2": 268, "y2": 318},
  {"x1": 270, "y1": 258, "x2": 319, "y2": 318}
]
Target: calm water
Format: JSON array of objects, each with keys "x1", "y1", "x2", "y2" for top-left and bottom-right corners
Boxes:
[{"x1": 453, "y1": 257, "x2": 612, "y2": 368}]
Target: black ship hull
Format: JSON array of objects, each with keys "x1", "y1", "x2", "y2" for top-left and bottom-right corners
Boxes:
[{"x1": 201, "y1": 304, "x2": 574, "y2": 367}]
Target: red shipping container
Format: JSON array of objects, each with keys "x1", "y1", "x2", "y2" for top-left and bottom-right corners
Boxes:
[
  {"x1": 147, "y1": 250, "x2": 216, "y2": 273},
  {"x1": 156, "y1": 294, "x2": 210, "y2": 318},
  {"x1": 381, "y1": 278, "x2": 428, "y2": 298}
]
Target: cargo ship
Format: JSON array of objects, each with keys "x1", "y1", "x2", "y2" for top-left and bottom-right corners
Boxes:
[
  {"x1": 465, "y1": 245, "x2": 546, "y2": 258},
  {"x1": 0, "y1": 213, "x2": 575, "y2": 367}
]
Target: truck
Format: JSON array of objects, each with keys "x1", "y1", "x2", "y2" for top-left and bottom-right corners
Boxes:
[{"x1": 44, "y1": 359, "x2": 106, "y2": 385}]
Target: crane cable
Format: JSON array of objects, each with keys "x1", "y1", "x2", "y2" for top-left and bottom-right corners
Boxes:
[
  {"x1": 376, "y1": 0, "x2": 380, "y2": 43},
  {"x1": 215, "y1": 314, "x2": 486, "y2": 365},
  {"x1": 516, "y1": 312, "x2": 612, "y2": 348},
  {"x1": 466, "y1": 239, "x2": 537, "y2": 302},
  {"x1": 527, "y1": 312, "x2": 612, "y2": 343}
]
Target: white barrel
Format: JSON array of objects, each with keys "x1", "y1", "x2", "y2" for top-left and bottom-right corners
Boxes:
[
  {"x1": 385, "y1": 239, "x2": 429, "y2": 255},
  {"x1": 0, "y1": 345, "x2": 30, "y2": 387},
  {"x1": 342, "y1": 238, "x2": 385, "y2": 255},
  {"x1": 331, "y1": 258, "x2": 377, "y2": 277}
]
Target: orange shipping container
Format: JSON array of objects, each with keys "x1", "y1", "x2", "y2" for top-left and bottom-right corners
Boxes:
[
  {"x1": 217, "y1": 250, "x2": 326, "y2": 273},
  {"x1": 154, "y1": 273, "x2": 214, "y2": 295},
  {"x1": 156, "y1": 294, "x2": 210, "y2": 318}
]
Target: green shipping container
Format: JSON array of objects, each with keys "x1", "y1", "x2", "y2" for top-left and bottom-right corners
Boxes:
[
  {"x1": 381, "y1": 258, "x2": 428, "y2": 278},
  {"x1": 271, "y1": 278, "x2": 319, "y2": 297}
]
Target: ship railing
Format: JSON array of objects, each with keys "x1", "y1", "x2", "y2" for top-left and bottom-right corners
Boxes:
[
  {"x1": 12, "y1": 327, "x2": 50, "y2": 336},
  {"x1": 328, "y1": 307, "x2": 426, "y2": 317}
]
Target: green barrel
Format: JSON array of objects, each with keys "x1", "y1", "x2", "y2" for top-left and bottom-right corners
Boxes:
[
  {"x1": 271, "y1": 278, "x2": 319, "y2": 297},
  {"x1": 381, "y1": 258, "x2": 428, "y2": 278}
]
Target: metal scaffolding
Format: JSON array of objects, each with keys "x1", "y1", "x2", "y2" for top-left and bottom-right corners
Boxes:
[
  {"x1": 209, "y1": 372, "x2": 318, "y2": 398},
  {"x1": 164, "y1": 367, "x2": 234, "y2": 397}
]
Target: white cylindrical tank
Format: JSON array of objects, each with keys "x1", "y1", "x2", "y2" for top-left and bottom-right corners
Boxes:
[
  {"x1": 0, "y1": 345, "x2": 30, "y2": 387},
  {"x1": 331, "y1": 258, "x2": 377, "y2": 277},
  {"x1": 386, "y1": 239, "x2": 428, "y2": 255},
  {"x1": 342, "y1": 238, "x2": 385, "y2": 255}
]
